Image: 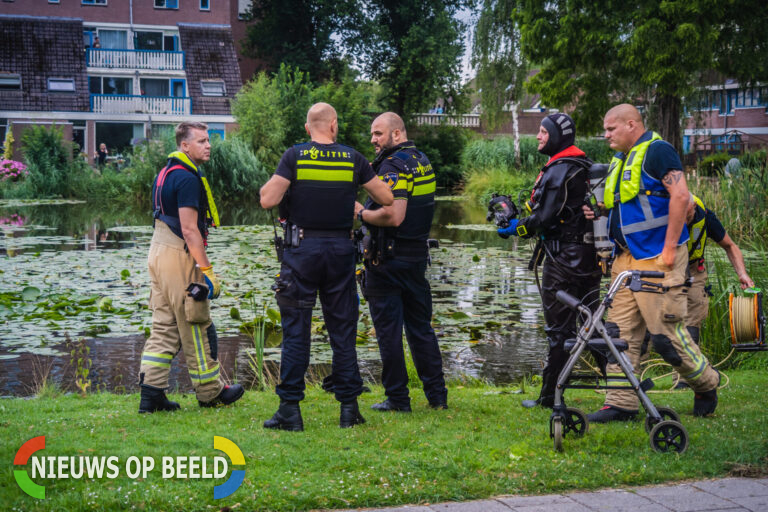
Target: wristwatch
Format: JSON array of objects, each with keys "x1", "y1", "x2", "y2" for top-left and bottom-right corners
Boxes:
[{"x1": 357, "y1": 209, "x2": 364, "y2": 222}]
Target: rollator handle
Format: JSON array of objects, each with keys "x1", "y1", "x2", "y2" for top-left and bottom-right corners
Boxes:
[
  {"x1": 556, "y1": 290, "x2": 582, "y2": 310},
  {"x1": 638, "y1": 271, "x2": 664, "y2": 279}
]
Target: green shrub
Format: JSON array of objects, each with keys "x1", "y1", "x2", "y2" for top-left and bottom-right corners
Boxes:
[
  {"x1": 698, "y1": 152, "x2": 731, "y2": 176},
  {"x1": 577, "y1": 137, "x2": 615, "y2": 164},
  {"x1": 412, "y1": 125, "x2": 475, "y2": 190},
  {"x1": 739, "y1": 149, "x2": 766, "y2": 171},
  {"x1": 203, "y1": 135, "x2": 269, "y2": 202},
  {"x1": 19, "y1": 124, "x2": 95, "y2": 198},
  {"x1": 462, "y1": 166, "x2": 539, "y2": 205},
  {"x1": 311, "y1": 77, "x2": 379, "y2": 159}
]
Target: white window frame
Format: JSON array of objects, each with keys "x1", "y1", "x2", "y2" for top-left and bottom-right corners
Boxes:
[
  {"x1": 0, "y1": 73, "x2": 22, "y2": 89},
  {"x1": 48, "y1": 78, "x2": 76, "y2": 92},
  {"x1": 154, "y1": 0, "x2": 179, "y2": 9},
  {"x1": 200, "y1": 0, "x2": 210, "y2": 10},
  {"x1": 200, "y1": 79, "x2": 226, "y2": 97},
  {"x1": 82, "y1": 0, "x2": 107, "y2": 5},
  {"x1": 49, "y1": 0, "x2": 61, "y2": 4}
]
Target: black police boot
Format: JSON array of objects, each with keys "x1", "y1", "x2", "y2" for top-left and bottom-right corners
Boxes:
[
  {"x1": 139, "y1": 384, "x2": 180, "y2": 414},
  {"x1": 198, "y1": 384, "x2": 244, "y2": 408},
  {"x1": 340, "y1": 400, "x2": 366, "y2": 428},
  {"x1": 521, "y1": 395, "x2": 555, "y2": 409},
  {"x1": 693, "y1": 388, "x2": 718, "y2": 417},
  {"x1": 371, "y1": 399, "x2": 412, "y2": 412},
  {"x1": 429, "y1": 399, "x2": 448, "y2": 410},
  {"x1": 586, "y1": 405, "x2": 638, "y2": 423},
  {"x1": 264, "y1": 400, "x2": 304, "y2": 431}
]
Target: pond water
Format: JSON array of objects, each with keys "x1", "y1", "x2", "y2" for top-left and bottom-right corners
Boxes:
[{"x1": 1, "y1": 197, "x2": 760, "y2": 396}]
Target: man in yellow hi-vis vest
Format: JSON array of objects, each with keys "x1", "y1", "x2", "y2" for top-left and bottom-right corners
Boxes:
[
  {"x1": 584, "y1": 104, "x2": 720, "y2": 422},
  {"x1": 685, "y1": 194, "x2": 754, "y2": 344}
]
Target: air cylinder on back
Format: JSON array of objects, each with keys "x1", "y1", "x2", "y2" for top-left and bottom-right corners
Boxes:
[{"x1": 588, "y1": 163, "x2": 613, "y2": 260}]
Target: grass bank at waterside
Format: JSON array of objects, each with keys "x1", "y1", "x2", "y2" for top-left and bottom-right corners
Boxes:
[{"x1": 3, "y1": 371, "x2": 767, "y2": 511}]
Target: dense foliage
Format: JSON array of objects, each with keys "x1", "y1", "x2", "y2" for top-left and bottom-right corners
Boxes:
[
  {"x1": 512, "y1": 1, "x2": 768, "y2": 148},
  {"x1": 411, "y1": 125, "x2": 475, "y2": 189}
]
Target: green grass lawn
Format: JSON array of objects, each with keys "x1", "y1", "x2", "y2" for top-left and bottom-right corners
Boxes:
[{"x1": 2, "y1": 370, "x2": 767, "y2": 511}]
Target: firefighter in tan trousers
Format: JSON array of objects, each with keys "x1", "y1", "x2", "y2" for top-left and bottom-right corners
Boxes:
[
  {"x1": 584, "y1": 104, "x2": 721, "y2": 423},
  {"x1": 138, "y1": 121, "x2": 243, "y2": 413}
]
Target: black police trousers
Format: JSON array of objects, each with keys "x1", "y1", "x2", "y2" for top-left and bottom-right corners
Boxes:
[
  {"x1": 362, "y1": 258, "x2": 447, "y2": 407},
  {"x1": 275, "y1": 237, "x2": 363, "y2": 404},
  {"x1": 538, "y1": 242, "x2": 601, "y2": 403}
]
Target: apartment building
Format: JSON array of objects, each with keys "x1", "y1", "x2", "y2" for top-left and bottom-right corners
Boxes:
[
  {"x1": 0, "y1": 0, "x2": 253, "y2": 163},
  {"x1": 684, "y1": 80, "x2": 768, "y2": 157}
]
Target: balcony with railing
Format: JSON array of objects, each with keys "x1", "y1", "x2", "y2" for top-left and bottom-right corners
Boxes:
[
  {"x1": 86, "y1": 49, "x2": 185, "y2": 71},
  {"x1": 90, "y1": 94, "x2": 191, "y2": 115},
  {"x1": 413, "y1": 113, "x2": 481, "y2": 128}
]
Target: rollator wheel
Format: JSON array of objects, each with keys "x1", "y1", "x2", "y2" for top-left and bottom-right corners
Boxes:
[
  {"x1": 644, "y1": 406, "x2": 680, "y2": 433},
  {"x1": 564, "y1": 407, "x2": 589, "y2": 438},
  {"x1": 552, "y1": 417, "x2": 564, "y2": 452},
  {"x1": 649, "y1": 420, "x2": 689, "y2": 454}
]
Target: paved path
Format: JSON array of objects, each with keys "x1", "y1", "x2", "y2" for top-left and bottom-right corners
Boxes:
[{"x1": 342, "y1": 477, "x2": 768, "y2": 512}]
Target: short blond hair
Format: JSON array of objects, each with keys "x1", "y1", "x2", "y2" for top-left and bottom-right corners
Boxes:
[{"x1": 175, "y1": 122, "x2": 209, "y2": 147}]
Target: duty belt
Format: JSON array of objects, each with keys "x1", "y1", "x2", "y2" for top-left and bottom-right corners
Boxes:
[{"x1": 301, "y1": 228, "x2": 353, "y2": 239}]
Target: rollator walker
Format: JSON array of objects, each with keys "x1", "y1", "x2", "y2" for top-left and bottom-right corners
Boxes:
[{"x1": 549, "y1": 269, "x2": 689, "y2": 454}]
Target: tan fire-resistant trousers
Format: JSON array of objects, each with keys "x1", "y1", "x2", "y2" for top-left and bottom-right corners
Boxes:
[
  {"x1": 686, "y1": 261, "x2": 709, "y2": 333},
  {"x1": 604, "y1": 246, "x2": 720, "y2": 410},
  {"x1": 139, "y1": 221, "x2": 223, "y2": 402}
]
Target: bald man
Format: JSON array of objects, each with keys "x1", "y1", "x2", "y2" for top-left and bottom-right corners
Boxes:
[
  {"x1": 354, "y1": 112, "x2": 448, "y2": 411},
  {"x1": 584, "y1": 104, "x2": 720, "y2": 423},
  {"x1": 260, "y1": 102, "x2": 393, "y2": 430}
]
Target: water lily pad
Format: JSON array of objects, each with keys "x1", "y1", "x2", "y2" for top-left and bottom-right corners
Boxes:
[{"x1": 21, "y1": 286, "x2": 41, "y2": 301}]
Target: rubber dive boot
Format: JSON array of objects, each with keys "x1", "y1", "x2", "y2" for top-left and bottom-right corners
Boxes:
[
  {"x1": 586, "y1": 405, "x2": 637, "y2": 423},
  {"x1": 521, "y1": 395, "x2": 555, "y2": 409},
  {"x1": 199, "y1": 384, "x2": 244, "y2": 408},
  {"x1": 371, "y1": 399, "x2": 412, "y2": 412},
  {"x1": 340, "y1": 400, "x2": 366, "y2": 428},
  {"x1": 139, "y1": 384, "x2": 181, "y2": 414},
  {"x1": 264, "y1": 401, "x2": 304, "y2": 432}
]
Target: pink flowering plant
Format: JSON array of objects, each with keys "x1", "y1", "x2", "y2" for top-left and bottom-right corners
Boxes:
[{"x1": 0, "y1": 159, "x2": 29, "y2": 182}]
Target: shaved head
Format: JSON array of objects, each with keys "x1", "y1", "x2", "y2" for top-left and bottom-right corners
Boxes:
[
  {"x1": 603, "y1": 103, "x2": 646, "y2": 153},
  {"x1": 605, "y1": 103, "x2": 644, "y2": 125},
  {"x1": 305, "y1": 102, "x2": 338, "y2": 142},
  {"x1": 373, "y1": 112, "x2": 406, "y2": 135},
  {"x1": 370, "y1": 112, "x2": 408, "y2": 154},
  {"x1": 307, "y1": 102, "x2": 337, "y2": 126}
]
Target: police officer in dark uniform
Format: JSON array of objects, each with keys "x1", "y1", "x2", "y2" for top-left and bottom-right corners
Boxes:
[
  {"x1": 259, "y1": 103, "x2": 393, "y2": 430},
  {"x1": 355, "y1": 112, "x2": 448, "y2": 412},
  {"x1": 498, "y1": 113, "x2": 600, "y2": 408}
]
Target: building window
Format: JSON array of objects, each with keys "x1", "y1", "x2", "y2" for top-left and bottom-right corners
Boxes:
[
  {"x1": 200, "y1": 0, "x2": 210, "y2": 10},
  {"x1": 48, "y1": 78, "x2": 76, "y2": 92},
  {"x1": 200, "y1": 80, "x2": 225, "y2": 97},
  {"x1": 0, "y1": 74, "x2": 22, "y2": 90},
  {"x1": 155, "y1": 0, "x2": 179, "y2": 8},
  {"x1": 82, "y1": 0, "x2": 108, "y2": 5},
  {"x1": 49, "y1": 0, "x2": 60, "y2": 3},
  {"x1": 90, "y1": 76, "x2": 132, "y2": 95}
]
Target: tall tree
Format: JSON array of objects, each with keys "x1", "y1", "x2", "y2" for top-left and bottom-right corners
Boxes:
[
  {"x1": 348, "y1": 0, "x2": 473, "y2": 117},
  {"x1": 513, "y1": 1, "x2": 768, "y2": 151},
  {"x1": 243, "y1": 0, "x2": 355, "y2": 82},
  {"x1": 472, "y1": 0, "x2": 527, "y2": 165}
]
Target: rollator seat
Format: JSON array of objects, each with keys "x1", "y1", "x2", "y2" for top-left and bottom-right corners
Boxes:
[{"x1": 564, "y1": 338, "x2": 629, "y2": 353}]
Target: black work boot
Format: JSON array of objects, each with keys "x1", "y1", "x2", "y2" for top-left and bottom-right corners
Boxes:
[
  {"x1": 693, "y1": 388, "x2": 718, "y2": 417},
  {"x1": 521, "y1": 395, "x2": 555, "y2": 409},
  {"x1": 198, "y1": 384, "x2": 244, "y2": 408},
  {"x1": 340, "y1": 400, "x2": 366, "y2": 428},
  {"x1": 139, "y1": 384, "x2": 180, "y2": 414},
  {"x1": 586, "y1": 405, "x2": 638, "y2": 423},
  {"x1": 264, "y1": 401, "x2": 304, "y2": 432},
  {"x1": 371, "y1": 399, "x2": 412, "y2": 412}
]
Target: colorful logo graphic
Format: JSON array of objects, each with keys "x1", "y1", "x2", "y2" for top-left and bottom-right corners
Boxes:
[
  {"x1": 213, "y1": 436, "x2": 245, "y2": 500},
  {"x1": 14, "y1": 436, "x2": 46, "y2": 499}
]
